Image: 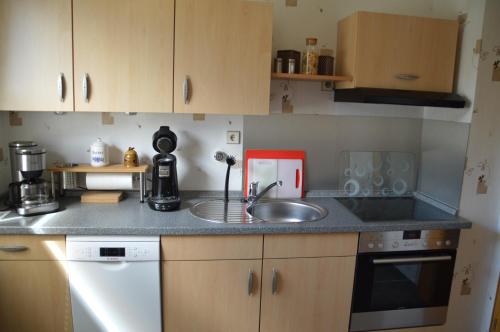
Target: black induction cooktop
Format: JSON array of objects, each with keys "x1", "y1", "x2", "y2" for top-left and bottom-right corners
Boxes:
[{"x1": 335, "y1": 197, "x2": 457, "y2": 222}]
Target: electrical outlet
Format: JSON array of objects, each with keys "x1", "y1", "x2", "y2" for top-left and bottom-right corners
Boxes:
[
  {"x1": 321, "y1": 81, "x2": 334, "y2": 91},
  {"x1": 226, "y1": 131, "x2": 241, "y2": 144}
]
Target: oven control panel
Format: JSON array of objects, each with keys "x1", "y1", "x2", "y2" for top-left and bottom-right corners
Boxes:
[{"x1": 358, "y1": 229, "x2": 460, "y2": 253}]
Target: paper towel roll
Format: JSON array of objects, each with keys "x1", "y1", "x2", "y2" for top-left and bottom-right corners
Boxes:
[{"x1": 85, "y1": 173, "x2": 137, "y2": 190}]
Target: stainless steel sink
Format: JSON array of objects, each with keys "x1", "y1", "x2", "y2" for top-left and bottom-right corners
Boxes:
[
  {"x1": 190, "y1": 199, "x2": 328, "y2": 223},
  {"x1": 246, "y1": 201, "x2": 328, "y2": 223}
]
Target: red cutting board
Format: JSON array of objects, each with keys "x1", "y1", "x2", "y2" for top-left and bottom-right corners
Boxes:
[{"x1": 244, "y1": 150, "x2": 305, "y2": 198}]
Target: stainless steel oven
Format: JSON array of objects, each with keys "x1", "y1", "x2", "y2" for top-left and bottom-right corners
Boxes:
[{"x1": 350, "y1": 229, "x2": 460, "y2": 332}]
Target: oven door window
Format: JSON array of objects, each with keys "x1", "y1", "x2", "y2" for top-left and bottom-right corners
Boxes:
[{"x1": 353, "y1": 250, "x2": 456, "y2": 312}]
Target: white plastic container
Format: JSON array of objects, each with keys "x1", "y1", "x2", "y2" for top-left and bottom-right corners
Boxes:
[{"x1": 90, "y1": 138, "x2": 109, "y2": 167}]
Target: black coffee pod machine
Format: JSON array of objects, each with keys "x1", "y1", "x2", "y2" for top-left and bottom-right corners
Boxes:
[{"x1": 148, "y1": 126, "x2": 181, "y2": 211}]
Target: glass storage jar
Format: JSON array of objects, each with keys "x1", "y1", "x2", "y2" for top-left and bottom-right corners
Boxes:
[{"x1": 303, "y1": 37, "x2": 319, "y2": 75}]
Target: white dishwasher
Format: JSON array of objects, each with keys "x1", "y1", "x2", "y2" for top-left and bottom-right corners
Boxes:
[{"x1": 66, "y1": 236, "x2": 162, "y2": 332}]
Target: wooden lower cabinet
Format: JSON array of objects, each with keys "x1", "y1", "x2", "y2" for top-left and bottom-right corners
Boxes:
[
  {"x1": 0, "y1": 260, "x2": 72, "y2": 332},
  {"x1": 260, "y1": 256, "x2": 356, "y2": 332},
  {"x1": 163, "y1": 259, "x2": 262, "y2": 332},
  {"x1": 161, "y1": 234, "x2": 359, "y2": 332}
]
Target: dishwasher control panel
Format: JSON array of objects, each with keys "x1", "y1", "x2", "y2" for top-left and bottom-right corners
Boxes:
[{"x1": 66, "y1": 236, "x2": 160, "y2": 261}]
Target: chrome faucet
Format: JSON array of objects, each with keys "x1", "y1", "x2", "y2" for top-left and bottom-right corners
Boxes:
[{"x1": 247, "y1": 180, "x2": 283, "y2": 209}]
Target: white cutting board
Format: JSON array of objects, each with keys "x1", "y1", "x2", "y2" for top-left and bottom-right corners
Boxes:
[{"x1": 247, "y1": 158, "x2": 303, "y2": 198}]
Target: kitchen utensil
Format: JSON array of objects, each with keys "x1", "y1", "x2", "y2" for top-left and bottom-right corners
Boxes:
[
  {"x1": 9, "y1": 141, "x2": 37, "y2": 182},
  {"x1": 224, "y1": 155, "x2": 236, "y2": 203},
  {"x1": 123, "y1": 147, "x2": 139, "y2": 167},
  {"x1": 245, "y1": 150, "x2": 305, "y2": 199},
  {"x1": 9, "y1": 146, "x2": 59, "y2": 216},
  {"x1": 90, "y1": 138, "x2": 109, "y2": 167},
  {"x1": 148, "y1": 126, "x2": 181, "y2": 211},
  {"x1": 81, "y1": 191, "x2": 123, "y2": 204}
]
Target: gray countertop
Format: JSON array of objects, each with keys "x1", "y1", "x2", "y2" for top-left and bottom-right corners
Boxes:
[{"x1": 0, "y1": 192, "x2": 472, "y2": 235}]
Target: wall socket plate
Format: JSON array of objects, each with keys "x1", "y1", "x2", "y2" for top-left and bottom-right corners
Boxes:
[
  {"x1": 321, "y1": 81, "x2": 334, "y2": 91},
  {"x1": 226, "y1": 131, "x2": 241, "y2": 144}
]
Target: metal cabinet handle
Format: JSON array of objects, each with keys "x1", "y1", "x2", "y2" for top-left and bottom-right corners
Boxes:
[
  {"x1": 395, "y1": 74, "x2": 419, "y2": 81},
  {"x1": 271, "y1": 268, "x2": 278, "y2": 295},
  {"x1": 183, "y1": 76, "x2": 191, "y2": 104},
  {"x1": 247, "y1": 270, "x2": 254, "y2": 295},
  {"x1": 373, "y1": 255, "x2": 452, "y2": 265},
  {"x1": 57, "y1": 73, "x2": 65, "y2": 102},
  {"x1": 83, "y1": 73, "x2": 90, "y2": 102},
  {"x1": 0, "y1": 245, "x2": 29, "y2": 252}
]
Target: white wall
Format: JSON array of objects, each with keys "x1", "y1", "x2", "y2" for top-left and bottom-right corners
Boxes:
[
  {"x1": 446, "y1": 0, "x2": 499, "y2": 330},
  {"x1": 3, "y1": 112, "x2": 243, "y2": 191}
]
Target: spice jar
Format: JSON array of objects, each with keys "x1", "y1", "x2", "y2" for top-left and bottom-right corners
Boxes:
[
  {"x1": 123, "y1": 147, "x2": 139, "y2": 167},
  {"x1": 303, "y1": 37, "x2": 319, "y2": 75},
  {"x1": 288, "y1": 59, "x2": 296, "y2": 74},
  {"x1": 275, "y1": 58, "x2": 283, "y2": 73}
]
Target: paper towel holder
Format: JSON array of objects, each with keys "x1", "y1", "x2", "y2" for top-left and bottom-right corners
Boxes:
[{"x1": 48, "y1": 164, "x2": 149, "y2": 203}]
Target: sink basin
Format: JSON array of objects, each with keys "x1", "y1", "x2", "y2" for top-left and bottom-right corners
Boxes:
[
  {"x1": 246, "y1": 201, "x2": 328, "y2": 223},
  {"x1": 189, "y1": 199, "x2": 328, "y2": 223}
]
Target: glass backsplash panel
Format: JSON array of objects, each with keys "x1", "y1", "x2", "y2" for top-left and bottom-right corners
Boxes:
[{"x1": 339, "y1": 151, "x2": 416, "y2": 197}]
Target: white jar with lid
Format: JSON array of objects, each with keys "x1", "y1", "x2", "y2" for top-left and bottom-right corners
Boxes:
[{"x1": 90, "y1": 138, "x2": 109, "y2": 167}]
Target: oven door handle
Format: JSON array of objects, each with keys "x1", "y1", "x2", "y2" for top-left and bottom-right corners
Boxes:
[{"x1": 373, "y1": 255, "x2": 453, "y2": 264}]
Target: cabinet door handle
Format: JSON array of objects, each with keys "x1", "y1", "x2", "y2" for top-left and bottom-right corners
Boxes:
[
  {"x1": 247, "y1": 269, "x2": 254, "y2": 295},
  {"x1": 183, "y1": 76, "x2": 191, "y2": 104},
  {"x1": 0, "y1": 245, "x2": 28, "y2": 252},
  {"x1": 83, "y1": 73, "x2": 90, "y2": 102},
  {"x1": 395, "y1": 74, "x2": 419, "y2": 81},
  {"x1": 271, "y1": 268, "x2": 278, "y2": 295},
  {"x1": 57, "y1": 73, "x2": 65, "y2": 102}
]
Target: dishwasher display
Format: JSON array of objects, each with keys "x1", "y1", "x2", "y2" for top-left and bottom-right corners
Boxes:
[{"x1": 66, "y1": 236, "x2": 162, "y2": 332}]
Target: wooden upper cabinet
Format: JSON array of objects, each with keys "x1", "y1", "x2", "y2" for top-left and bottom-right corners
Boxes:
[
  {"x1": 336, "y1": 11, "x2": 459, "y2": 93},
  {"x1": 0, "y1": 0, "x2": 73, "y2": 112},
  {"x1": 174, "y1": 0, "x2": 273, "y2": 115},
  {"x1": 73, "y1": 0, "x2": 174, "y2": 112}
]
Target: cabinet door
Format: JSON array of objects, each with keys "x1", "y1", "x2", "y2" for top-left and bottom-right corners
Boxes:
[
  {"x1": 355, "y1": 12, "x2": 458, "y2": 93},
  {"x1": 73, "y1": 0, "x2": 174, "y2": 112},
  {"x1": 174, "y1": 0, "x2": 272, "y2": 115},
  {"x1": 163, "y1": 260, "x2": 261, "y2": 332},
  {"x1": 260, "y1": 257, "x2": 356, "y2": 332},
  {"x1": 0, "y1": 261, "x2": 72, "y2": 332},
  {"x1": 0, "y1": 0, "x2": 73, "y2": 112}
]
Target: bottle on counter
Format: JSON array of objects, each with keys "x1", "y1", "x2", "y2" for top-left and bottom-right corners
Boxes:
[{"x1": 303, "y1": 37, "x2": 319, "y2": 75}]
